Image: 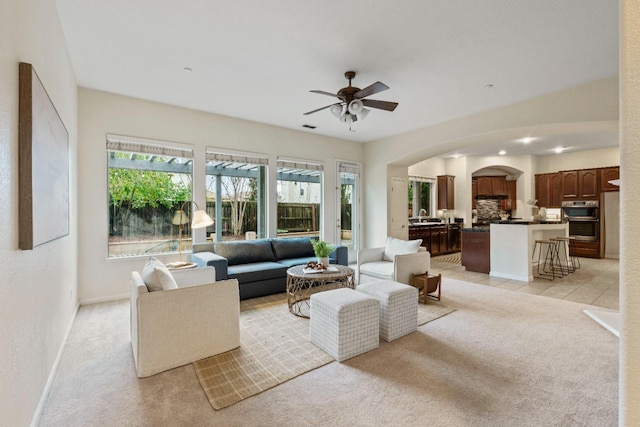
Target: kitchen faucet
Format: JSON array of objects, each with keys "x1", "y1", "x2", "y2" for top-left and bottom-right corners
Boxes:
[{"x1": 418, "y1": 209, "x2": 427, "y2": 219}]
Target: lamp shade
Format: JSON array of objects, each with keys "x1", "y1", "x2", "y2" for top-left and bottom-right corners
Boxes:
[
  {"x1": 358, "y1": 107, "x2": 370, "y2": 121},
  {"x1": 191, "y1": 209, "x2": 214, "y2": 229},
  {"x1": 172, "y1": 209, "x2": 189, "y2": 225},
  {"x1": 329, "y1": 104, "x2": 344, "y2": 118},
  {"x1": 348, "y1": 99, "x2": 364, "y2": 115}
]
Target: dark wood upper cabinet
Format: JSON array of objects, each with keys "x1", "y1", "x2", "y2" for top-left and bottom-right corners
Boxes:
[
  {"x1": 437, "y1": 175, "x2": 455, "y2": 210},
  {"x1": 562, "y1": 169, "x2": 599, "y2": 200},
  {"x1": 535, "y1": 174, "x2": 550, "y2": 207},
  {"x1": 549, "y1": 173, "x2": 563, "y2": 207},
  {"x1": 600, "y1": 166, "x2": 620, "y2": 192},
  {"x1": 578, "y1": 169, "x2": 598, "y2": 198},
  {"x1": 471, "y1": 179, "x2": 477, "y2": 209},
  {"x1": 476, "y1": 176, "x2": 492, "y2": 196},
  {"x1": 535, "y1": 172, "x2": 562, "y2": 208},
  {"x1": 562, "y1": 171, "x2": 579, "y2": 200},
  {"x1": 491, "y1": 177, "x2": 508, "y2": 196},
  {"x1": 475, "y1": 176, "x2": 506, "y2": 197}
]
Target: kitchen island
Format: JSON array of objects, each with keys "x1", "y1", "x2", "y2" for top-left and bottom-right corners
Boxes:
[{"x1": 489, "y1": 221, "x2": 568, "y2": 282}]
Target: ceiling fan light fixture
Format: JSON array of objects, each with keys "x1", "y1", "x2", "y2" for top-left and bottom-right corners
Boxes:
[
  {"x1": 348, "y1": 99, "x2": 364, "y2": 115},
  {"x1": 358, "y1": 107, "x2": 370, "y2": 121},
  {"x1": 330, "y1": 104, "x2": 344, "y2": 118}
]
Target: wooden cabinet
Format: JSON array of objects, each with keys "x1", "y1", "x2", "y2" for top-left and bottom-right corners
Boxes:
[
  {"x1": 409, "y1": 224, "x2": 459, "y2": 255},
  {"x1": 549, "y1": 173, "x2": 563, "y2": 207},
  {"x1": 535, "y1": 172, "x2": 564, "y2": 208},
  {"x1": 471, "y1": 179, "x2": 477, "y2": 209},
  {"x1": 570, "y1": 241, "x2": 600, "y2": 258},
  {"x1": 437, "y1": 175, "x2": 455, "y2": 210},
  {"x1": 476, "y1": 177, "x2": 492, "y2": 196},
  {"x1": 504, "y1": 180, "x2": 517, "y2": 210},
  {"x1": 474, "y1": 176, "x2": 507, "y2": 197},
  {"x1": 600, "y1": 166, "x2": 620, "y2": 192},
  {"x1": 562, "y1": 169, "x2": 598, "y2": 200},
  {"x1": 490, "y1": 177, "x2": 507, "y2": 196}
]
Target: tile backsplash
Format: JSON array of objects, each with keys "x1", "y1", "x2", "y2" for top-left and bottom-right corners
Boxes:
[{"x1": 476, "y1": 199, "x2": 504, "y2": 219}]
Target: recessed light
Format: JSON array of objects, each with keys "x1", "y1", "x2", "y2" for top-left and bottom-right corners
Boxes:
[
  {"x1": 499, "y1": 150, "x2": 506, "y2": 155},
  {"x1": 554, "y1": 147, "x2": 565, "y2": 154},
  {"x1": 519, "y1": 137, "x2": 534, "y2": 144},
  {"x1": 452, "y1": 153, "x2": 461, "y2": 158}
]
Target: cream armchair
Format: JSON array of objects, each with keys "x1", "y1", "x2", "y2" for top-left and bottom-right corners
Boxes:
[
  {"x1": 130, "y1": 266, "x2": 240, "y2": 378},
  {"x1": 357, "y1": 238, "x2": 431, "y2": 285}
]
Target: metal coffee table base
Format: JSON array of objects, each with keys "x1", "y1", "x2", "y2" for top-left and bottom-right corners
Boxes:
[{"x1": 286, "y1": 265, "x2": 355, "y2": 318}]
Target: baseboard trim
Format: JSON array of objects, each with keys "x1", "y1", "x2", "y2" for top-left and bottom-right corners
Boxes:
[
  {"x1": 30, "y1": 302, "x2": 80, "y2": 427},
  {"x1": 80, "y1": 293, "x2": 129, "y2": 306}
]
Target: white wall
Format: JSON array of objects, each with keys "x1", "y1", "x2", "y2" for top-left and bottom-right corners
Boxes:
[
  {"x1": 77, "y1": 89, "x2": 363, "y2": 303},
  {"x1": 0, "y1": 0, "x2": 78, "y2": 425},
  {"x1": 533, "y1": 147, "x2": 619, "y2": 174}
]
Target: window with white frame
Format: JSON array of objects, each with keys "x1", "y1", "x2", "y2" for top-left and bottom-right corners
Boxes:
[
  {"x1": 276, "y1": 158, "x2": 323, "y2": 238},
  {"x1": 107, "y1": 135, "x2": 193, "y2": 258},
  {"x1": 206, "y1": 150, "x2": 268, "y2": 241},
  {"x1": 408, "y1": 175, "x2": 435, "y2": 218}
]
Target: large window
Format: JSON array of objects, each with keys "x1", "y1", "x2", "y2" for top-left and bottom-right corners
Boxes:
[
  {"x1": 107, "y1": 135, "x2": 193, "y2": 258},
  {"x1": 277, "y1": 158, "x2": 323, "y2": 239},
  {"x1": 206, "y1": 150, "x2": 268, "y2": 241},
  {"x1": 408, "y1": 176, "x2": 434, "y2": 217}
]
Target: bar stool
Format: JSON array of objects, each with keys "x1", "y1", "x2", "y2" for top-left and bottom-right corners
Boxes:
[
  {"x1": 532, "y1": 240, "x2": 560, "y2": 280},
  {"x1": 567, "y1": 236, "x2": 581, "y2": 270},
  {"x1": 551, "y1": 237, "x2": 574, "y2": 274}
]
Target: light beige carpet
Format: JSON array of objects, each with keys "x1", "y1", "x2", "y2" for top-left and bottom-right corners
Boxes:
[{"x1": 193, "y1": 293, "x2": 454, "y2": 410}]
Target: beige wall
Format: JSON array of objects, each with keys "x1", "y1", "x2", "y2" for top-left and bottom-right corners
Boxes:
[
  {"x1": 533, "y1": 147, "x2": 620, "y2": 174},
  {"x1": 0, "y1": 0, "x2": 78, "y2": 425},
  {"x1": 77, "y1": 89, "x2": 363, "y2": 303},
  {"x1": 620, "y1": 1, "x2": 640, "y2": 424}
]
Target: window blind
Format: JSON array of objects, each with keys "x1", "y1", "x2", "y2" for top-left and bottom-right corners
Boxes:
[{"x1": 106, "y1": 134, "x2": 193, "y2": 158}]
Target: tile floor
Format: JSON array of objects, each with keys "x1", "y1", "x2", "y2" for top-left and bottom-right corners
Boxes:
[{"x1": 428, "y1": 254, "x2": 620, "y2": 310}]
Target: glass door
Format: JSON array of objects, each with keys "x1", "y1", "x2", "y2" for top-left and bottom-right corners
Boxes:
[{"x1": 336, "y1": 161, "x2": 360, "y2": 251}]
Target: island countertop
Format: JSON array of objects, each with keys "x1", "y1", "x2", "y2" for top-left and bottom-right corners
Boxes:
[{"x1": 489, "y1": 222, "x2": 569, "y2": 282}]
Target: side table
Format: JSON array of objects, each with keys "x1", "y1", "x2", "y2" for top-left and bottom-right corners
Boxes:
[{"x1": 409, "y1": 272, "x2": 441, "y2": 303}]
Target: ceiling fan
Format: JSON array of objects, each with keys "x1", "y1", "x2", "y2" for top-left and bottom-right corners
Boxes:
[{"x1": 304, "y1": 71, "x2": 398, "y2": 127}]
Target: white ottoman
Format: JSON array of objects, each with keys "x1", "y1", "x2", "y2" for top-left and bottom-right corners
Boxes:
[
  {"x1": 309, "y1": 288, "x2": 379, "y2": 362},
  {"x1": 356, "y1": 280, "x2": 418, "y2": 342}
]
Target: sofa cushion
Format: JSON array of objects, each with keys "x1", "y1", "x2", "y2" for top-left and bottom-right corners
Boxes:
[
  {"x1": 227, "y1": 262, "x2": 289, "y2": 283},
  {"x1": 142, "y1": 257, "x2": 178, "y2": 292},
  {"x1": 270, "y1": 237, "x2": 315, "y2": 260},
  {"x1": 383, "y1": 237, "x2": 422, "y2": 262},
  {"x1": 359, "y1": 261, "x2": 394, "y2": 280},
  {"x1": 214, "y1": 239, "x2": 276, "y2": 266}
]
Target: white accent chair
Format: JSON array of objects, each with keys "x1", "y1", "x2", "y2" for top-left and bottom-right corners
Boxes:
[
  {"x1": 130, "y1": 266, "x2": 240, "y2": 378},
  {"x1": 357, "y1": 237, "x2": 431, "y2": 285}
]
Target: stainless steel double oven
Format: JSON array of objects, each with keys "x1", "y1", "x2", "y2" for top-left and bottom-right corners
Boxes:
[{"x1": 561, "y1": 200, "x2": 599, "y2": 242}]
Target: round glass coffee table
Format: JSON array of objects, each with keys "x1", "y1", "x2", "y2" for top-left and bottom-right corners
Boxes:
[{"x1": 286, "y1": 264, "x2": 355, "y2": 318}]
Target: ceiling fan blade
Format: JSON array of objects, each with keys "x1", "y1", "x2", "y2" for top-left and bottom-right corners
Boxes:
[
  {"x1": 310, "y1": 90, "x2": 340, "y2": 98},
  {"x1": 303, "y1": 103, "x2": 340, "y2": 115},
  {"x1": 354, "y1": 81, "x2": 389, "y2": 99},
  {"x1": 361, "y1": 99, "x2": 398, "y2": 111}
]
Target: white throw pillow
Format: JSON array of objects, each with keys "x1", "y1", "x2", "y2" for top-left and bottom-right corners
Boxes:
[
  {"x1": 383, "y1": 237, "x2": 422, "y2": 262},
  {"x1": 142, "y1": 257, "x2": 178, "y2": 292}
]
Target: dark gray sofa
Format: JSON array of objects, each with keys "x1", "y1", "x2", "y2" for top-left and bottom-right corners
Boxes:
[{"x1": 191, "y1": 237, "x2": 348, "y2": 300}]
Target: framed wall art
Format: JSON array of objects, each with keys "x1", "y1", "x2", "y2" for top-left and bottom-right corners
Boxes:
[{"x1": 18, "y1": 62, "x2": 69, "y2": 250}]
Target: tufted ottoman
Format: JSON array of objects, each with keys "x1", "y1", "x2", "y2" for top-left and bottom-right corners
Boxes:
[
  {"x1": 309, "y1": 288, "x2": 379, "y2": 362},
  {"x1": 356, "y1": 280, "x2": 418, "y2": 342}
]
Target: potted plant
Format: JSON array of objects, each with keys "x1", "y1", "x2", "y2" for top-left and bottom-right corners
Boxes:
[{"x1": 311, "y1": 239, "x2": 334, "y2": 266}]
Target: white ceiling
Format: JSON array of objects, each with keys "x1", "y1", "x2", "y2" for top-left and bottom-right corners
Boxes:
[{"x1": 54, "y1": 0, "x2": 619, "y2": 155}]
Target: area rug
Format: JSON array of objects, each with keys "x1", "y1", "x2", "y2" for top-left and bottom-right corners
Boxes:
[
  {"x1": 431, "y1": 252, "x2": 461, "y2": 265},
  {"x1": 193, "y1": 292, "x2": 454, "y2": 410}
]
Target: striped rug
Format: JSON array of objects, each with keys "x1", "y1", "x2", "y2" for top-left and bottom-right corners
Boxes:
[{"x1": 432, "y1": 252, "x2": 462, "y2": 265}]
